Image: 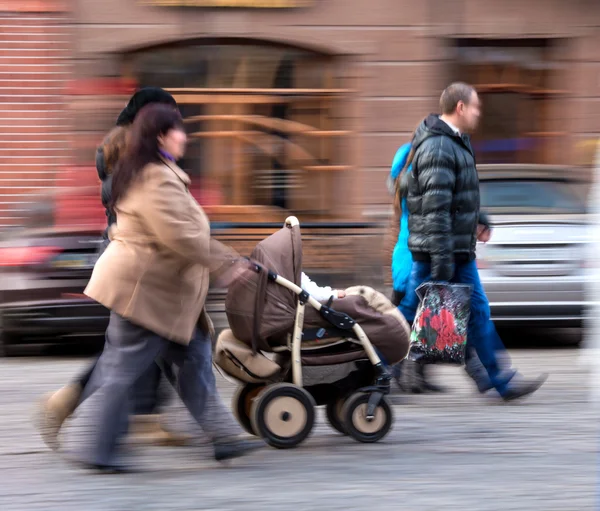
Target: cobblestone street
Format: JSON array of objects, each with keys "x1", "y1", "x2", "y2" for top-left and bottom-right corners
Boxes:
[{"x1": 0, "y1": 346, "x2": 595, "y2": 511}]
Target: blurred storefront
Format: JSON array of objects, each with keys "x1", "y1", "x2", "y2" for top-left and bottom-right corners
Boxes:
[{"x1": 1, "y1": 0, "x2": 600, "y2": 227}]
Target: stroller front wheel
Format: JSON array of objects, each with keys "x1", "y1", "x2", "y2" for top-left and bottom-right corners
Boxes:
[
  {"x1": 342, "y1": 392, "x2": 393, "y2": 443},
  {"x1": 250, "y1": 383, "x2": 316, "y2": 449}
]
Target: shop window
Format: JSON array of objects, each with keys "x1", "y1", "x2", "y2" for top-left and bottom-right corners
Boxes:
[{"x1": 453, "y1": 39, "x2": 566, "y2": 165}]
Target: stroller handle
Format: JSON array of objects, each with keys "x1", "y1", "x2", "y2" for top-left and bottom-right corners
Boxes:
[{"x1": 285, "y1": 216, "x2": 300, "y2": 228}]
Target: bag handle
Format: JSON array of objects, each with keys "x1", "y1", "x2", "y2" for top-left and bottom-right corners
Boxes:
[{"x1": 415, "y1": 281, "x2": 473, "y2": 301}]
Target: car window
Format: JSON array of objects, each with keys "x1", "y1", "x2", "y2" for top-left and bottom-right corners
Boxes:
[{"x1": 479, "y1": 179, "x2": 586, "y2": 214}]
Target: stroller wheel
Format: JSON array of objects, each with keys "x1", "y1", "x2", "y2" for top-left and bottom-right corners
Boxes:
[
  {"x1": 325, "y1": 397, "x2": 347, "y2": 435},
  {"x1": 232, "y1": 383, "x2": 265, "y2": 436},
  {"x1": 250, "y1": 383, "x2": 316, "y2": 449},
  {"x1": 342, "y1": 392, "x2": 393, "y2": 443}
]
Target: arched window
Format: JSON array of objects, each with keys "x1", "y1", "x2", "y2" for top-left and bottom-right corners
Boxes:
[{"x1": 124, "y1": 40, "x2": 352, "y2": 220}]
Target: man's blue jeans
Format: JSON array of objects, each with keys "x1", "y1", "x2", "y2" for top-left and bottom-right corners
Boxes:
[{"x1": 399, "y1": 260, "x2": 513, "y2": 396}]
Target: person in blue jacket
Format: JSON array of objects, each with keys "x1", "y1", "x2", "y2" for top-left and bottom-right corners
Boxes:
[
  {"x1": 387, "y1": 141, "x2": 445, "y2": 392},
  {"x1": 388, "y1": 142, "x2": 413, "y2": 306}
]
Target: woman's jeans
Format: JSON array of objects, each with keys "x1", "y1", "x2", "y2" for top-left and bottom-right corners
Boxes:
[
  {"x1": 72, "y1": 312, "x2": 241, "y2": 466},
  {"x1": 399, "y1": 260, "x2": 514, "y2": 396},
  {"x1": 72, "y1": 236, "x2": 167, "y2": 416},
  {"x1": 76, "y1": 358, "x2": 165, "y2": 415}
]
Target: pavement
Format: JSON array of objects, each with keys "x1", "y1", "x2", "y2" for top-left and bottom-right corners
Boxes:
[{"x1": 0, "y1": 344, "x2": 596, "y2": 511}]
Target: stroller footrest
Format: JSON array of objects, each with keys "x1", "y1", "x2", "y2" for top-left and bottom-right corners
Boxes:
[
  {"x1": 319, "y1": 306, "x2": 355, "y2": 330},
  {"x1": 302, "y1": 327, "x2": 353, "y2": 342}
]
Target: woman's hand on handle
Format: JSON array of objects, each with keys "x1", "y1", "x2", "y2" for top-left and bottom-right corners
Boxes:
[{"x1": 211, "y1": 255, "x2": 250, "y2": 289}]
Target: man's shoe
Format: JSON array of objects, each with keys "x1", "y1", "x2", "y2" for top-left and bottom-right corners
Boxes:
[
  {"x1": 214, "y1": 437, "x2": 265, "y2": 462},
  {"x1": 76, "y1": 461, "x2": 134, "y2": 475},
  {"x1": 33, "y1": 384, "x2": 82, "y2": 451},
  {"x1": 501, "y1": 374, "x2": 548, "y2": 402}
]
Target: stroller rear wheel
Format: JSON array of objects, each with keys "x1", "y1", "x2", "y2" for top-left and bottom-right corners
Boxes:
[
  {"x1": 342, "y1": 392, "x2": 393, "y2": 443},
  {"x1": 232, "y1": 383, "x2": 265, "y2": 436},
  {"x1": 325, "y1": 397, "x2": 348, "y2": 435},
  {"x1": 251, "y1": 383, "x2": 316, "y2": 449}
]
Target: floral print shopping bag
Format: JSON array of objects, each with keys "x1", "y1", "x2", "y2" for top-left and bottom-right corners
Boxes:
[{"x1": 410, "y1": 282, "x2": 472, "y2": 364}]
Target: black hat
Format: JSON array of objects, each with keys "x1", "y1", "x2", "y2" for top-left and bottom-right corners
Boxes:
[{"x1": 116, "y1": 87, "x2": 177, "y2": 126}]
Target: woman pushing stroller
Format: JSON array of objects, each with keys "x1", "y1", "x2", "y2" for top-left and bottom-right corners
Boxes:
[
  {"x1": 34, "y1": 88, "x2": 192, "y2": 451},
  {"x1": 37, "y1": 98, "x2": 263, "y2": 472}
]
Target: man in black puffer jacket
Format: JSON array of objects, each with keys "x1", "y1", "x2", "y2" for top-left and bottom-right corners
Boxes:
[
  {"x1": 399, "y1": 83, "x2": 547, "y2": 401},
  {"x1": 406, "y1": 113, "x2": 489, "y2": 282}
]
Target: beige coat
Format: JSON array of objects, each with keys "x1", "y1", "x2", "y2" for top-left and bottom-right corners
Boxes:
[{"x1": 85, "y1": 160, "x2": 230, "y2": 344}]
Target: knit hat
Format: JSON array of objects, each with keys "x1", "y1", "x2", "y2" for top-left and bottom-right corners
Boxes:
[{"x1": 116, "y1": 87, "x2": 177, "y2": 126}]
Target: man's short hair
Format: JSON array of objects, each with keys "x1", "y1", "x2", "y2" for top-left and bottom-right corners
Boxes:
[{"x1": 439, "y1": 83, "x2": 476, "y2": 115}]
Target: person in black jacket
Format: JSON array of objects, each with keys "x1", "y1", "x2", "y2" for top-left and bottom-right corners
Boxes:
[
  {"x1": 398, "y1": 83, "x2": 547, "y2": 401},
  {"x1": 34, "y1": 88, "x2": 183, "y2": 450}
]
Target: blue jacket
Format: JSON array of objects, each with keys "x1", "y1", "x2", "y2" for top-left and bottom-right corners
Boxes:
[{"x1": 390, "y1": 143, "x2": 413, "y2": 294}]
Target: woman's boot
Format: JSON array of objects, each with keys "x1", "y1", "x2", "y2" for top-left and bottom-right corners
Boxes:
[
  {"x1": 392, "y1": 359, "x2": 446, "y2": 393},
  {"x1": 415, "y1": 362, "x2": 446, "y2": 393},
  {"x1": 33, "y1": 383, "x2": 82, "y2": 451}
]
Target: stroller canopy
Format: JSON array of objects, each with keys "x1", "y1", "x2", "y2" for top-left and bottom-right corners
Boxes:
[
  {"x1": 225, "y1": 220, "x2": 411, "y2": 365},
  {"x1": 225, "y1": 222, "x2": 303, "y2": 350},
  {"x1": 253, "y1": 222, "x2": 302, "y2": 287}
]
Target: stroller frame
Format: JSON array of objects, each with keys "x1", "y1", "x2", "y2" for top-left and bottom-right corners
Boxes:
[
  {"x1": 247, "y1": 218, "x2": 391, "y2": 401},
  {"x1": 220, "y1": 216, "x2": 396, "y2": 449}
]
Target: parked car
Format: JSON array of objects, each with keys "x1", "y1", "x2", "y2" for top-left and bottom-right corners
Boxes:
[
  {"x1": 477, "y1": 165, "x2": 590, "y2": 328},
  {"x1": 0, "y1": 226, "x2": 107, "y2": 355},
  {"x1": 0, "y1": 219, "x2": 380, "y2": 355}
]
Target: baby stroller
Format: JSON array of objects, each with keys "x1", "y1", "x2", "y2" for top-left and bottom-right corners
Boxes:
[{"x1": 214, "y1": 217, "x2": 410, "y2": 448}]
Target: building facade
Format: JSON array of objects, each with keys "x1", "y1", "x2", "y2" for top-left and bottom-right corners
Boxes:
[
  {"x1": 0, "y1": 0, "x2": 72, "y2": 227},
  {"x1": 1, "y1": 0, "x2": 599, "y2": 227}
]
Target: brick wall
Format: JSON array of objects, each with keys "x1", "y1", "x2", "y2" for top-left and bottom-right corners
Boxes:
[
  {"x1": 54, "y1": 78, "x2": 137, "y2": 230},
  {"x1": 0, "y1": 3, "x2": 71, "y2": 227},
  {"x1": 9, "y1": 0, "x2": 597, "y2": 229}
]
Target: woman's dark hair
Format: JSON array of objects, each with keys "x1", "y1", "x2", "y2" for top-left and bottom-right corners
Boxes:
[
  {"x1": 392, "y1": 126, "x2": 418, "y2": 216},
  {"x1": 111, "y1": 103, "x2": 183, "y2": 209}
]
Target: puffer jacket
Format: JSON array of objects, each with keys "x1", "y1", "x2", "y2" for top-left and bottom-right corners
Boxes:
[{"x1": 405, "y1": 114, "x2": 490, "y2": 281}]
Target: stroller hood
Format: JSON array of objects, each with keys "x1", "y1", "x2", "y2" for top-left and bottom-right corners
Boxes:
[{"x1": 225, "y1": 223, "x2": 302, "y2": 350}]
